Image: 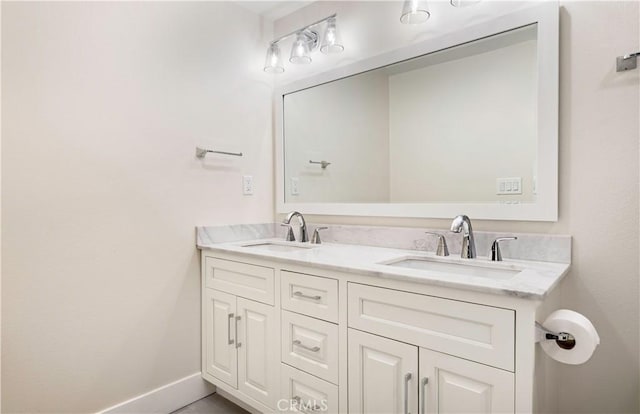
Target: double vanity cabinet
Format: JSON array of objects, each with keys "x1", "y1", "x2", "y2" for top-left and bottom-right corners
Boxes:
[{"x1": 199, "y1": 235, "x2": 569, "y2": 414}]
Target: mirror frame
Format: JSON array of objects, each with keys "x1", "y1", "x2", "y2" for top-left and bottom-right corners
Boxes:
[{"x1": 275, "y1": 3, "x2": 559, "y2": 221}]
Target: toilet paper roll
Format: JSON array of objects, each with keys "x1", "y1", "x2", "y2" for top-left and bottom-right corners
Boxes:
[{"x1": 540, "y1": 309, "x2": 600, "y2": 365}]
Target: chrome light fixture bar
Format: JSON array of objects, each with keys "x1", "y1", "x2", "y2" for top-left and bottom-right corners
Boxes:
[{"x1": 264, "y1": 13, "x2": 344, "y2": 73}]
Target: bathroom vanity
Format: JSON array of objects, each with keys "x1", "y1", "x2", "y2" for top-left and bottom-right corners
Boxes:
[
  {"x1": 197, "y1": 224, "x2": 570, "y2": 414},
  {"x1": 197, "y1": 3, "x2": 566, "y2": 413}
]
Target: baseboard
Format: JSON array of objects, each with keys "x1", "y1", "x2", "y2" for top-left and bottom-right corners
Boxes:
[{"x1": 98, "y1": 372, "x2": 215, "y2": 414}]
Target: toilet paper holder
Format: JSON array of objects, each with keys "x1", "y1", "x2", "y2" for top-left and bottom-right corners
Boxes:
[{"x1": 535, "y1": 322, "x2": 576, "y2": 350}]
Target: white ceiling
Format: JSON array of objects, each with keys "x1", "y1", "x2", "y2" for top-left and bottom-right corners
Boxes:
[{"x1": 235, "y1": 1, "x2": 313, "y2": 20}]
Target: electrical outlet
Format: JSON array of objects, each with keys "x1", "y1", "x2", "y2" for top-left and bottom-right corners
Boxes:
[
  {"x1": 291, "y1": 177, "x2": 299, "y2": 196},
  {"x1": 496, "y1": 177, "x2": 522, "y2": 195},
  {"x1": 242, "y1": 175, "x2": 253, "y2": 195}
]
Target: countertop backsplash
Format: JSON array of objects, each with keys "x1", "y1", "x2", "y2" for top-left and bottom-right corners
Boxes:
[{"x1": 198, "y1": 222, "x2": 571, "y2": 264}]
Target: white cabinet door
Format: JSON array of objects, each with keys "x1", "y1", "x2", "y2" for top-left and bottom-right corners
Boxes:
[
  {"x1": 348, "y1": 329, "x2": 418, "y2": 414},
  {"x1": 419, "y1": 348, "x2": 514, "y2": 414},
  {"x1": 204, "y1": 289, "x2": 237, "y2": 388},
  {"x1": 237, "y1": 297, "x2": 278, "y2": 409}
]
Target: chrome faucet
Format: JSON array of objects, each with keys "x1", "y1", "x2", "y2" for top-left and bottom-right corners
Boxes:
[
  {"x1": 424, "y1": 232, "x2": 449, "y2": 257},
  {"x1": 283, "y1": 211, "x2": 309, "y2": 243},
  {"x1": 450, "y1": 215, "x2": 476, "y2": 259},
  {"x1": 490, "y1": 237, "x2": 517, "y2": 261}
]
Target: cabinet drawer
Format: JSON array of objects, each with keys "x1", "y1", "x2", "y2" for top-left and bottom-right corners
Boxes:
[
  {"x1": 348, "y1": 283, "x2": 515, "y2": 371},
  {"x1": 280, "y1": 364, "x2": 338, "y2": 413},
  {"x1": 282, "y1": 311, "x2": 339, "y2": 384},
  {"x1": 204, "y1": 257, "x2": 274, "y2": 305},
  {"x1": 281, "y1": 271, "x2": 338, "y2": 323}
]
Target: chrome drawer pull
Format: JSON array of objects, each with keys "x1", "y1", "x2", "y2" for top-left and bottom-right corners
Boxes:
[
  {"x1": 420, "y1": 377, "x2": 429, "y2": 414},
  {"x1": 293, "y1": 291, "x2": 322, "y2": 301},
  {"x1": 227, "y1": 313, "x2": 235, "y2": 345},
  {"x1": 235, "y1": 315, "x2": 241, "y2": 348},
  {"x1": 404, "y1": 373, "x2": 412, "y2": 414},
  {"x1": 293, "y1": 339, "x2": 320, "y2": 352},
  {"x1": 293, "y1": 396, "x2": 321, "y2": 411}
]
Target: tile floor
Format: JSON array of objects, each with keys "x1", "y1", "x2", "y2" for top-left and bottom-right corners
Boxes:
[{"x1": 172, "y1": 393, "x2": 249, "y2": 414}]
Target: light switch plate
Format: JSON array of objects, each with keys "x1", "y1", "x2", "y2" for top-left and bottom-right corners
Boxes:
[
  {"x1": 496, "y1": 177, "x2": 522, "y2": 195},
  {"x1": 291, "y1": 177, "x2": 300, "y2": 196},
  {"x1": 242, "y1": 175, "x2": 253, "y2": 195}
]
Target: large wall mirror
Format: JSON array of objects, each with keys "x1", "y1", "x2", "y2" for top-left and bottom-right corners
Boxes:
[{"x1": 275, "y1": 4, "x2": 558, "y2": 221}]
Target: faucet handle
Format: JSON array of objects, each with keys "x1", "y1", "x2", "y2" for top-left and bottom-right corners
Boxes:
[
  {"x1": 424, "y1": 232, "x2": 449, "y2": 257},
  {"x1": 311, "y1": 227, "x2": 328, "y2": 244},
  {"x1": 490, "y1": 237, "x2": 518, "y2": 261},
  {"x1": 280, "y1": 223, "x2": 296, "y2": 242}
]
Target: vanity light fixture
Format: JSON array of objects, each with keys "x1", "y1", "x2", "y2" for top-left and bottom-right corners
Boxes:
[
  {"x1": 450, "y1": 0, "x2": 482, "y2": 7},
  {"x1": 320, "y1": 17, "x2": 344, "y2": 54},
  {"x1": 290, "y1": 31, "x2": 315, "y2": 64},
  {"x1": 263, "y1": 13, "x2": 343, "y2": 73},
  {"x1": 400, "y1": 0, "x2": 431, "y2": 24},
  {"x1": 400, "y1": 0, "x2": 482, "y2": 25},
  {"x1": 263, "y1": 43, "x2": 284, "y2": 73}
]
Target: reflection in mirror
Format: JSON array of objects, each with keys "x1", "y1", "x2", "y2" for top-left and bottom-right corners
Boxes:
[{"x1": 284, "y1": 24, "x2": 538, "y2": 205}]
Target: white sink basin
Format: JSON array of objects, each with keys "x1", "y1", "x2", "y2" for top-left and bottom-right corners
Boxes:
[
  {"x1": 241, "y1": 241, "x2": 316, "y2": 253},
  {"x1": 383, "y1": 256, "x2": 521, "y2": 280}
]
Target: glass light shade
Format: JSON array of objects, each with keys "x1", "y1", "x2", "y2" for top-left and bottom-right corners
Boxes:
[
  {"x1": 400, "y1": 0, "x2": 430, "y2": 24},
  {"x1": 320, "y1": 17, "x2": 344, "y2": 54},
  {"x1": 290, "y1": 32, "x2": 312, "y2": 64},
  {"x1": 450, "y1": 0, "x2": 481, "y2": 7},
  {"x1": 263, "y1": 43, "x2": 284, "y2": 73}
]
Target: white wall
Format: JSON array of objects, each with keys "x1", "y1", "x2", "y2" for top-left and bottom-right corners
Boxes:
[
  {"x1": 389, "y1": 38, "x2": 537, "y2": 203},
  {"x1": 554, "y1": 3, "x2": 638, "y2": 411},
  {"x1": 275, "y1": 1, "x2": 639, "y2": 412},
  {"x1": 1, "y1": 2, "x2": 273, "y2": 412},
  {"x1": 0, "y1": 3, "x2": 3, "y2": 410},
  {"x1": 283, "y1": 70, "x2": 390, "y2": 203}
]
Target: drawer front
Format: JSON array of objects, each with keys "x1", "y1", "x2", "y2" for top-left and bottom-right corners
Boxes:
[
  {"x1": 281, "y1": 271, "x2": 338, "y2": 323},
  {"x1": 282, "y1": 310, "x2": 339, "y2": 384},
  {"x1": 348, "y1": 283, "x2": 515, "y2": 371},
  {"x1": 280, "y1": 364, "x2": 338, "y2": 414},
  {"x1": 205, "y1": 257, "x2": 274, "y2": 305}
]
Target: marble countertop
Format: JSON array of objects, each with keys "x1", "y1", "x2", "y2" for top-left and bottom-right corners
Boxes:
[{"x1": 197, "y1": 234, "x2": 570, "y2": 300}]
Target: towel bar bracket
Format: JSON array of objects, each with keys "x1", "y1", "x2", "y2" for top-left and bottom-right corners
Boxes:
[{"x1": 616, "y1": 52, "x2": 640, "y2": 72}]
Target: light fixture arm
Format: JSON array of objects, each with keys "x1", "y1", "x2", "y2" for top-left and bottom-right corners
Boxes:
[{"x1": 270, "y1": 13, "x2": 337, "y2": 45}]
